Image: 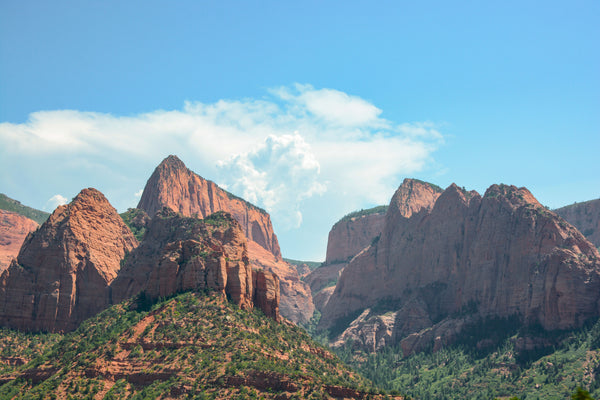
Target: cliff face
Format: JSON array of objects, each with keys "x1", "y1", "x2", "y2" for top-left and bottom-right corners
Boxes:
[
  {"x1": 0, "y1": 211, "x2": 39, "y2": 273},
  {"x1": 137, "y1": 155, "x2": 281, "y2": 258},
  {"x1": 325, "y1": 212, "x2": 386, "y2": 264},
  {"x1": 111, "y1": 210, "x2": 280, "y2": 320},
  {"x1": 136, "y1": 156, "x2": 311, "y2": 323},
  {"x1": 307, "y1": 179, "x2": 442, "y2": 312},
  {"x1": 320, "y1": 183, "x2": 600, "y2": 353},
  {"x1": 0, "y1": 189, "x2": 138, "y2": 332},
  {"x1": 555, "y1": 199, "x2": 600, "y2": 249}
]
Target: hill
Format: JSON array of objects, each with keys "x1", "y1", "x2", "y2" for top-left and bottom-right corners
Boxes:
[
  {"x1": 0, "y1": 194, "x2": 49, "y2": 225},
  {"x1": 0, "y1": 291, "x2": 398, "y2": 399}
]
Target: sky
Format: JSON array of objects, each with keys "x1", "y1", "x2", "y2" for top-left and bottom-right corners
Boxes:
[{"x1": 0, "y1": 1, "x2": 598, "y2": 261}]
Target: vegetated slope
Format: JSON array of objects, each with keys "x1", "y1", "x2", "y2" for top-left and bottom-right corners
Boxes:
[
  {"x1": 0, "y1": 291, "x2": 398, "y2": 400},
  {"x1": 0, "y1": 210, "x2": 38, "y2": 273},
  {"x1": 337, "y1": 317, "x2": 600, "y2": 400},
  {"x1": 320, "y1": 182, "x2": 600, "y2": 355},
  {"x1": 0, "y1": 194, "x2": 49, "y2": 225},
  {"x1": 0, "y1": 328, "x2": 62, "y2": 378},
  {"x1": 555, "y1": 198, "x2": 600, "y2": 249}
]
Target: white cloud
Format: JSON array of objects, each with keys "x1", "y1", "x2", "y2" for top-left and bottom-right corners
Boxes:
[
  {"x1": 134, "y1": 189, "x2": 144, "y2": 198},
  {"x1": 218, "y1": 133, "x2": 326, "y2": 229},
  {"x1": 0, "y1": 84, "x2": 445, "y2": 256},
  {"x1": 45, "y1": 194, "x2": 68, "y2": 211}
]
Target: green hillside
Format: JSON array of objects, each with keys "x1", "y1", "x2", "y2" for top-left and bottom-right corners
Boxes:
[
  {"x1": 0, "y1": 194, "x2": 50, "y2": 224},
  {"x1": 336, "y1": 319, "x2": 600, "y2": 399},
  {"x1": 0, "y1": 291, "x2": 395, "y2": 400}
]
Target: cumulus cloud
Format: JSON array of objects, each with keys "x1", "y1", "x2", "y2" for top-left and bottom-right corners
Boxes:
[
  {"x1": 0, "y1": 83, "x2": 444, "y2": 243},
  {"x1": 218, "y1": 133, "x2": 326, "y2": 229},
  {"x1": 45, "y1": 194, "x2": 68, "y2": 211}
]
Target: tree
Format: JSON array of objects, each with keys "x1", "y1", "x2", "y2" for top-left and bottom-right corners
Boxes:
[{"x1": 572, "y1": 387, "x2": 594, "y2": 400}]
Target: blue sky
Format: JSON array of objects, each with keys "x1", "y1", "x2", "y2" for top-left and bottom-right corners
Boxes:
[{"x1": 1, "y1": 1, "x2": 598, "y2": 260}]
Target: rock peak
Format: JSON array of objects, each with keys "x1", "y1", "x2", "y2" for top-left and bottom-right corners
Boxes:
[
  {"x1": 484, "y1": 183, "x2": 541, "y2": 208},
  {"x1": 157, "y1": 155, "x2": 187, "y2": 171},
  {"x1": 0, "y1": 188, "x2": 138, "y2": 332},
  {"x1": 388, "y1": 178, "x2": 444, "y2": 219}
]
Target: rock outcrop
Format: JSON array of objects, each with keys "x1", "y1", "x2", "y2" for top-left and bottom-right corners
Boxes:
[
  {"x1": 136, "y1": 156, "x2": 311, "y2": 323},
  {"x1": 0, "y1": 189, "x2": 138, "y2": 332},
  {"x1": 111, "y1": 210, "x2": 280, "y2": 320},
  {"x1": 555, "y1": 198, "x2": 600, "y2": 248},
  {"x1": 307, "y1": 179, "x2": 442, "y2": 311},
  {"x1": 137, "y1": 155, "x2": 280, "y2": 258},
  {"x1": 0, "y1": 211, "x2": 39, "y2": 273},
  {"x1": 320, "y1": 182, "x2": 600, "y2": 353}
]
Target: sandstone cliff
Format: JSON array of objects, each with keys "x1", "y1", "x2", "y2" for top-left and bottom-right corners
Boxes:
[
  {"x1": 555, "y1": 198, "x2": 600, "y2": 249},
  {"x1": 0, "y1": 189, "x2": 138, "y2": 332},
  {"x1": 307, "y1": 179, "x2": 442, "y2": 312},
  {"x1": 0, "y1": 210, "x2": 39, "y2": 273},
  {"x1": 111, "y1": 209, "x2": 280, "y2": 320},
  {"x1": 138, "y1": 155, "x2": 281, "y2": 258},
  {"x1": 320, "y1": 182, "x2": 600, "y2": 353},
  {"x1": 136, "y1": 155, "x2": 312, "y2": 323}
]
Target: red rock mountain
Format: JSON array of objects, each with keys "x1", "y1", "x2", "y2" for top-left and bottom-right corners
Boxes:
[
  {"x1": 111, "y1": 209, "x2": 280, "y2": 320},
  {"x1": 138, "y1": 155, "x2": 280, "y2": 258},
  {"x1": 136, "y1": 155, "x2": 313, "y2": 324},
  {"x1": 0, "y1": 210, "x2": 39, "y2": 273},
  {"x1": 320, "y1": 182, "x2": 600, "y2": 354},
  {"x1": 0, "y1": 189, "x2": 138, "y2": 332},
  {"x1": 555, "y1": 198, "x2": 600, "y2": 249},
  {"x1": 306, "y1": 179, "x2": 442, "y2": 312}
]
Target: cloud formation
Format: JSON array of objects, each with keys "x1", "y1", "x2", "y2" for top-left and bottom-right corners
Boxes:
[
  {"x1": 0, "y1": 84, "x2": 444, "y2": 240},
  {"x1": 218, "y1": 133, "x2": 326, "y2": 229}
]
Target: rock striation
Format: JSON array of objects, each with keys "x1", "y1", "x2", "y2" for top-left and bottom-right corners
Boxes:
[
  {"x1": 0, "y1": 210, "x2": 39, "y2": 273},
  {"x1": 307, "y1": 179, "x2": 442, "y2": 312},
  {"x1": 0, "y1": 189, "x2": 138, "y2": 332},
  {"x1": 555, "y1": 198, "x2": 600, "y2": 249},
  {"x1": 320, "y1": 182, "x2": 600, "y2": 354},
  {"x1": 111, "y1": 209, "x2": 280, "y2": 320},
  {"x1": 136, "y1": 155, "x2": 311, "y2": 323}
]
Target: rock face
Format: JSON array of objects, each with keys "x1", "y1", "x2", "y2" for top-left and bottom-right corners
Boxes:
[
  {"x1": 136, "y1": 155, "x2": 311, "y2": 323},
  {"x1": 111, "y1": 210, "x2": 280, "y2": 320},
  {"x1": 320, "y1": 182, "x2": 600, "y2": 353},
  {"x1": 325, "y1": 210, "x2": 387, "y2": 264},
  {"x1": 555, "y1": 199, "x2": 600, "y2": 248},
  {"x1": 0, "y1": 211, "x2": 39, "y2": 273},
  {"x1": 307, "y1": 179, "x2": 442, "y2": 312},
  {"x1": 138, "y1": 155, "x2": 281, "y2": 258},
  {"x1": 0, "y1": 189, "x2": 138, "y2": 332}
]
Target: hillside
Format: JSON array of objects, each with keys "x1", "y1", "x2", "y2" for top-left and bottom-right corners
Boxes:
[
  {"x1": 0, "y1": 291, "x2": 398, "y2": 399},
  {"x1": 338, "y1": 318, "x2": 600, "y2": 399},
  {"x1": 0, "y1": 194, "x2": 49, "y2": 224}
]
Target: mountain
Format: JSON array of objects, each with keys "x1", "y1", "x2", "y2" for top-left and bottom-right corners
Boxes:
[
  {"x1": 138, "y1": 155, "x2": 280, "y2": 257},
  {"x1": 0, "y1": 189, "x2": 138, "y2": 332},
  {"x1": 0, "y1": 291, "x2": 398, "y2": 400},
  {"x1": 0, "y1": 210, "x2": 39, "y2": 273},
  {"x1": 319, "y1": 182, "x2": 600, "y2": 355},
  {"x1": 111, "y1": 209, "x2": 280, "y2": 320},
  {"x1": 555, "y1": 198, "x2": 600, "y2": 249},
  {"x1": 0, "y1": 193, "x2": 49, "y2": 225},
  {"x1": 306, "y1": 179, "x2": 443, "y2": 312},
  {"x1": 136, "y1": 155, "x2": 314, "y2": 324}
]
